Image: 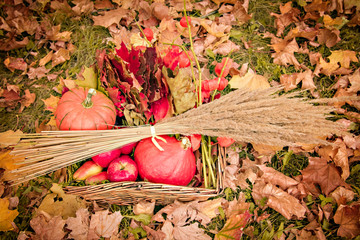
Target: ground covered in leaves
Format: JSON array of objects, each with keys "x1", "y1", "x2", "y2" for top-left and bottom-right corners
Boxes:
[{"x1": 1, "y1": 0, "x2": 360, "y2": 239}]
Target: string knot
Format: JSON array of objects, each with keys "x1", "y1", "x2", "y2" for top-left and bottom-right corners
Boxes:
[{"x1": 150, "y1": 126, "x2": 167, "y2": 151}]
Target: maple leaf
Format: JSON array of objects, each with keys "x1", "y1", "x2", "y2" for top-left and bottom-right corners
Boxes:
[
  {"x1": 285, "y1": 24, "x2": 318, "y2": 41},
  {"x1": 271, "y1": 2, "x2": 300, "y2": 36},
  {"x1": 215, "y1": 211, "x2": 251, "y2": 240},
  {"x1": 271, "y1": 38, "x2": 301, "y2": 68},
  {"x1": 0, "y1": 150, "x2": 23, "y2": 173},
  {"x1": 229, "y1": 70, "x2": 270, "y2": 91},
  {"x1": 52, "y1": 48, "x2": 70, "y2": 67},
  {"x1": 348, "y1": 68, "x2": 360, "y2": 93},
  {"x1": 88, "y1": 210, "x2": 123, "y2": 239},
  {"x1": 0, "y1": 198, "x2": 19, "y2": 231},
  {"x1": 330, "y1": 186, "x2": 355, "y2": 205},
  {"x1": 0, "y1": 130, "x2": 23, "y2": 148},
  {"x1": 0, "y1": 36, "x2": 29, "y2": 51},
  {"x1": 323, "y1": 15, "x2": 348, "y2": 30},
  {"x1": 19, "y1": 89, "x2": 36, "y2": 113},
  {"x1": 39, "y1": 51, "x2": 54, "y2": 66},
  {"x1": 30, "y1": 214, "x2": 66, "y2": 240},
  {"x1": 65, "y1": 208, "x2": 90, "y2": 240},
  {"x1": 304, "y1": 0, "x2": 329, "y2": 13},
  {"x1": 280, "y1": 69, "x2": 316, "y2": 91},
  {"x1": 333, "y1": 139, "x2": 350, "y2": 180},
  {"x1": 42, "y1": 95, "x2": 60, "y2": 113},
  {"x1": 72, "y1": 0, "x2": 94, "y2": 16},
  {"x1": 37, "y1": 183, "x2": 87, "y2": 219},
  {"x1": 329, "y1": 50, "x2": 359, "y2": 69},
  {"x1": 334, "y1": 203, "x2": 360, "y2": 238},
  {"x1": 173, "y1": 223, "x2": 212, "y2": 240},
  {"x1": 27, "y1": 66, "x2": 50, "y2": 80},
  {"x1": 301, "y1": 157, "x2": 351, "y2": 196},
  {"x1": 46, "y1": 25, "x2": 72, "y2": 42},
  {"x1": 296, "y1": 220, "x2": 326, "y2": 240},
  {"x1": 4, "y1": 57, "x2": 27, "y2": 72},
  {"x1": 252, "y1": 180, "x2": 306, "y2": 220},
  {"x1": 92, "y1": 8, "x2": 130, "y2": 28}
]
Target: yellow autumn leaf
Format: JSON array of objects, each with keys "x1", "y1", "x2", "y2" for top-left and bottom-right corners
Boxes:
[
  {"x1": 328, "y1": 50, "x2": 359, "y2": 69},
  {"x1": 0, "y1": 150, "x2": 23, "y2": 170},
  {"x1": 0, "y1": 198, "x2": 19, "y2": 231},
  {"x1": 42, "y1": 95, "x2": 60, "y2": 113},
  {"x1": 0, "y1": 130, "x2": 23, "y2": 148},
  {"x1": 229, "y1": 71, "x2": 270, "y2": 91}
]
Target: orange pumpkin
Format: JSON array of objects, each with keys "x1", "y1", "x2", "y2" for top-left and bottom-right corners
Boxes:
[{"x1": 55, "y1": 88, "x2": 116, "y2": 130}]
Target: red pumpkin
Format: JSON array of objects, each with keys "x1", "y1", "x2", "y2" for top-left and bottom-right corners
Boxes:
[
  {"x1": 55, "y1": 88, "x2": 116, "y2": 130},
  {"x1": 134, "y1": 135, "x2": 196, "y2": 186}
]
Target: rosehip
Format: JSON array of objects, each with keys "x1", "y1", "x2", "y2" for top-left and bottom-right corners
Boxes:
[
  {"x1": 141, "y1": 28, "x2": 153, "y2": 41},
  {"x1": 180, "y1": 16, "x2": 191, "y2": 28}
]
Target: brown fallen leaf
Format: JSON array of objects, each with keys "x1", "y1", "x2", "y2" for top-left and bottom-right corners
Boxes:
[
  {"x1": 348, "y1": 69, "x2": 360, "y2": 93},
  {"x1": 92, "y1": 8, "x2": 131, "y2": 28},
  {"x1": 39, "y1": 51, "x2": 54, "y2": 66},
  {"x1": 46, "y1": 25, "x2": 72, "y2": 42},
  {"x1": 27, "y1": 66, "x2": 50, "y2": 80},
  {"x1": 30, "y1": 213, "x2": 66, "y2": 240},
  {"x1": 323, "y1": 15, "x2": 348, "y2": 30},
  {"x1": 304, "y1": 0, "x2": 329, "y2": 13},
  {"x1": 296, "y1": 220, "x2": 326, "y2": 240},
  {"x1": 348, "y1": 12, "x2": 360, "y2": 26},
  {"x1": 88, "y1": 210, "x2": 123, "y2": 239},
  {"x1": 328, "y1": 50, "x2": 359, "y2": 69},
  {"x1": 334, "y1": 203, "x2": 360, "y2": 238},
  {"x1": 37, "y1": 183, "x2": 87, "y2": 219},
  {"x1": 252, "y1": 180, "x2": 306, "y2": 220},
  {"x1": 233, "y1": 1, "x2": 252, "y2": 24},
  {"x1": 0, "y1": 130, "x2": 23, "y2": 148},
  {"x1": 271, "y1": 2, "x2": 300, "y2": 36},
  {"x1": 65, "y1": 208, "x2": 90, "y2": 240},
  {"x1": 4, "y1": 57, "x2": 27, "y2": 72},
  {"x1": 0, "y1": 197, "x2": 19, "y2": 231},
  {"x1": 229, "y1": 70, "x2": 270, "y2": 91},
  {"x1": 72, "y1": 0, "x2": 94, "y2": 16},
  {"x1": 330, "y1": 186, "x2": 355, "y2": 205},
  {"x1": 317, "y1": 28, "x2": 341, "y2": 48},
  {"x1": 301, "y1": 157, "x2": 351, "y2": 196},
  {"x1": 258, "y1": 165, "x2": 299, "y2": 190},
  {"x1": 42, "y1": 95, "x2": 60, "y2": 113},
  {"x1": 133, "y1": 200, "x2": 155, "y2": 216},
  {"x1": 271, "y1": 38, "x2": 301, "y2": 68},
  {"x1": 52, "y1": 48, "x2": 71, "y2": 67},
  {"x1": 333, "y1": 138, "x2": 350, "y2": 180},
  {"x1": 19, "y1": 89, "x2": 36, "y2": 113},
  {"x1": 0, "y1": 36, "x2": 29, "y2": 51},
  {"x1": 0, "y1": 150, "x2": 24, "y2": 171},
  {"x1": 173, "y1": 223, "x2": 211, "y2": 240}
]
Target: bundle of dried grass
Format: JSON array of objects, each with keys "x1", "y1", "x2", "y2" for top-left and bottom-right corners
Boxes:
[{"x1": 6, "y1": 87, "x2": 344, "y2": 185}]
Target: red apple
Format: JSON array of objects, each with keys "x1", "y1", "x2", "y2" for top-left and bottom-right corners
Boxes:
[
  {"x1": 73, "y1": 160, "x2": 103, "y2": 180},
  {"x1": 107, "y1": 155, "x2": 138, "y2": 182},
  {"x1": 120, "y1": 142, "x2": 138, "y2": 155},
  {"x1": 86, "y1": 171, "x2": 108, "y2": 184},
  {"x1": 92, "y1": 148, "x2": 122, "y2": 168}
]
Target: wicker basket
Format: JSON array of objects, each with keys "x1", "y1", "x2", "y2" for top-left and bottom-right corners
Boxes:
[{"x1": 65, "y1": 147, "x2": 226, "y2": 205}]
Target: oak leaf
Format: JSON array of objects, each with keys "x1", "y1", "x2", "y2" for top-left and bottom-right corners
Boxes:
[
  {"x1": 65, "y1": 208, "x2": 90, "y2": 240},
  {"x1": 301, "y1": 157, "x2": 350, "y2": 195},
  {"x1": 0, "y1": 130, "x2": 23, "y2": 148},
  {"x1": 88, "y1": 210, "x2": 123, "y2": 239},
  {"x1": 229, "y1": 70, "x2": 270, "y2": 91},
  {"x1": 37, "y1": 183, "x2": 87, "y2": 219},
  {"x1": 92, "y1": 8, "x2": 130, "y2": 28},
  {"x1": 0, "y1": 198, "x2": 19, "y2": 231},
  {"x1": 30, "y1": 213, "x2": 66, "y2": 240},
  {"x1": 252, "y1": 180, "x2": 306, "y2": 220},
  {"x1": 334, "y1": 203, "x2": 360, "y2": 238}
]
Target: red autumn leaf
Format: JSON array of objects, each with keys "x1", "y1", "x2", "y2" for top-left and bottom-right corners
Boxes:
[
  {"x1": 151, "y1": 96, "x2": 170, "y2": 122},
  {"x1": 190, "y1": 134, "x2": 202, "y2": 151},
  {"x1": 301, "y1": 157, "x2": 351, "y2": 196}
]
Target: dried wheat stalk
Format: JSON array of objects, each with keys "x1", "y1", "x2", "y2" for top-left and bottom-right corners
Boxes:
[{"x1": 6, "y1": 87, "x2": 344, "y2": 185}]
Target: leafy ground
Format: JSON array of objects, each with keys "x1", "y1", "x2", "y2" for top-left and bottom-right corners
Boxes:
[{"x1": 1, "y1": 0, "x2": 360, "y2": 239}]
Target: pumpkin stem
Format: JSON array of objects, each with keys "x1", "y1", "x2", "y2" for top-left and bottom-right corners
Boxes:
[{"x1": 82, "y1": 88, "x2": 96, "y2": 108}]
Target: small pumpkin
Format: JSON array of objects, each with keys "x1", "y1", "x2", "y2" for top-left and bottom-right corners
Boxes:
[
  {"x1": 134, "y1": 135, "x2": 196, "y2": 186},
  {"x1": 55, "y1": 87, "x2": 116, "y2": 130}
]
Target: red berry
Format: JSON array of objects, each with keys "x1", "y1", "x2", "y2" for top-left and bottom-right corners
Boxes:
[
  {"x1": 178, "y1": 51, "x2": 190, "y2": 68},
  {"x1": 141, "y1": 28, "x2": 153, "y2": 41},
  {"x1": 180, "y1": 16, "x2": 191, "y2": 28}
]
